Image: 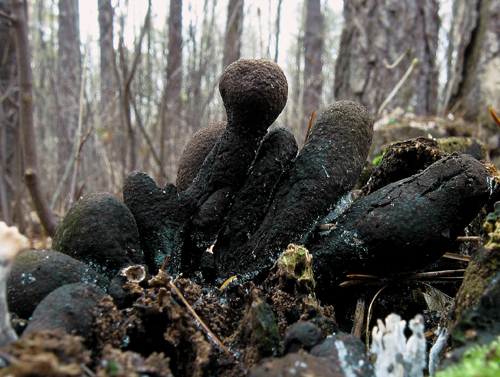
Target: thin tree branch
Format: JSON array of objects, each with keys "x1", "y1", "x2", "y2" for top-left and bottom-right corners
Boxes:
[
  {"x1": 124, "y1": 1, "x2": 151, "y2": 88},
  {"x1": 385, "y1": 47, "x2": 410, "y2": 70},
  {"x1": 376, "y1": 58, "x2": 419, "y2": 119},
  {"x1": 51, "y1": 36, "x2": 92, "y2": 211},
  {"x1": 68, "y1": 35, "x2": 93, "y2": 210},
  {"x1": 129, "y1": 90, "x2": 164, "y2": 174},
  {"x1": 169, "y1": 281, "x2": 234, "y2": 360},
  {"x1": 0, "y1": 10, "x2": 14, "y2": 23}
]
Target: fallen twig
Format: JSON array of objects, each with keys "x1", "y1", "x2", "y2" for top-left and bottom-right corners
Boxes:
[
  {"x1": 169, "y1": 281, "x2": 234, "y2": 360},
  {"x1": 352, "y1": 295, "x2": 365, "y2": 339},
  {"x1": 341, "y1": 268, "x2": 466, "y2": 287},
  {"x1": 455, "y1": 236, "x2": 481, "y2": 242},
  {"x1": 376, "y1": 58, "x2": 418, "y2": 119}
]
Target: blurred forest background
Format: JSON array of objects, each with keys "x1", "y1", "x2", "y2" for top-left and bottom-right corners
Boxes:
[{"x1": 0, "y1": 0, "x2": 499, "y2": 237}]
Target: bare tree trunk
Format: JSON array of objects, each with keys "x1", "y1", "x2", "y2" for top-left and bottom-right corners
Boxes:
[
  {"x1": 334, "y1": 0, "x2": 440, "y2": 116},
  {"x1": 159, "y1": 0, "x2": 183, "y2": 182},
  {"x1": 0, "y1": 0, "x2": 17, "y2": 225},
  {"x1": 442, "y1": 0, "x2": 493, "y2": 122},
  {"x1": 302, "y1": 0, "x2": 323, "y2": 125},
  {"x1": 223, "y1": 0, "x2": 243, "y2": 69},
  {"x1": 288, "y1": 2, "x2": 306, "y2": 142},
  {"x1": 98, "y1": 0, "x2": 114, "y2": 107},
  {"x1": 274, "y1": 0, "x2": 283, "y2": 63},
  {"x1": 184, "y1": 0, "x2": 219, "y2": 132},
  {"x1": 117, "y1": 2, "x2": 150, "y2": 174},
  {"x1": 57, "y1": 0, "x2": 81, "y2": 202},
  {"x1": 8, "y1": 0, "x2": 58, "y2": 236}
]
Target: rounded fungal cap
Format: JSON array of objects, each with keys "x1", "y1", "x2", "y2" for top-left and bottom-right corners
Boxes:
[{"x1": 219, "y1": 59, "x2": 288, "y2": 129}]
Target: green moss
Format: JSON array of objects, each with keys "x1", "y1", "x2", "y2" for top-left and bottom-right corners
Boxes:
[
  {"x1": 436, "y1": 337, "x2": 500, "y2": 377},
  {"x1": 276, "y1": 244, "x2": 315, "y2": 294},
  {"x1": 485, "y1": 202, "x2": 500, "y2": 223},
  {"x1": 372, "y1": 154, "x2": 384, "y2": 166},
  {"x1": 452, "y1": 204, "x2": 500, "y2": 322},
  {"x1": 251, "y1": 300, "x2": 280, "y2": 356},
  {"x1": 436, "y1": 137, "x2": 486, "y2": 160}
]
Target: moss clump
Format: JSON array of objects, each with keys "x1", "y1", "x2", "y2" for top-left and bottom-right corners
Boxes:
[
  {"x1": 249, "y1": 297, "x2": 280, "y2": 357},
  {"x1": 436, "y1": 137, "x2": 486, "y2": 160},
  {"x1": 436, "y1": 337, "x2": 500, "y2": 377},
  {"x1": 275, "y1": 244, "x2": 315, "y2": 294},
  {"x1": 450, "y1": 202, "x2": 500, "y2": 326}
]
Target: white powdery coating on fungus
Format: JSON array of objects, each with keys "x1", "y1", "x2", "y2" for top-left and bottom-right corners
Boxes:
[
  {"x1": 0, "y1": 222, "x2": 28, "y2": 262},
  {"x1": 335, "y1": 339, "x2": 359, "y2": 377}
]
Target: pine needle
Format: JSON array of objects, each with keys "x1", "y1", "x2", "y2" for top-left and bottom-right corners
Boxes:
[
  {"x1": 304, "y1": 108, "x2": 316, "y2": 144},
  {"x1": 219, "y1": 276, "x2": 237, "y2": 291},
  {"x1": 159, "y1": 256, "x2": 170, "y2": 272},
  {"x1": 442, "y1": 252, "x2": 471, "y2": 262},
  {"x1": 366, "y1": 285, "x2": 389, "y2": 349},
  {"x1": 490, "y1": 107, "x2": 500, "y2": 128}
]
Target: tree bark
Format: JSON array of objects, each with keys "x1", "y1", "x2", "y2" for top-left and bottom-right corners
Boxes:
[
  {"x1": 302, "y1": 0, "x2": 323, "y2": 125},
  {"x1": 8, "y1": 0, "x2": 58, "y2": 236},
  {"x1": 442, "y1": 0, "x2": 494, "y2": 123},
  {"x1": 0, "y1": 0, "x2": 17, "y2": 225},
  {"x1": 57, "y1": 0, "x2": 81, "y2": 193},
  {"x1": 184, "y1": 0, "x2": 219, "y2": 133},
  {"x1": 98, "y1": 0, "x2": 114, "y2": 107},
  {"x1": 273, "y1": 0, "x2": 283, "y2": 63},
  {"x1": 223, "y1": 0, "x2": 244, "y2": 69},
  {"x1": 159, "y1": 0, "x2": 183, "y2": 181},
  {"x1": 334, "y1": 0, "x2": 440, "y2": 116},
  {"x1": 118, "y1": 1, "x2": 150, "y2": 174}
]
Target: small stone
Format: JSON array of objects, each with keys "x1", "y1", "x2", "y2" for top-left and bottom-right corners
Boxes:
[
  {"x1": 249, "y1": 352, "x2": 344, "y2": 377},
  {"x1": 242, "y1": 288, "x2": 281, "y2": 359},
  {"x1": 283, "y1": 322, "x2": 324, "y2": 354}
]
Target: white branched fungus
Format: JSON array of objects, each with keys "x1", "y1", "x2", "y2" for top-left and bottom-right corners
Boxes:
[
  {"x1": 371, "y1": 313, "x2": 426, "y2": 377},
  {"x1": 429, "y1": 327, "x2": 449, "y2": 376},
  {"x1": 0, "y1": 222, "x2": 28, "y2": 346}
]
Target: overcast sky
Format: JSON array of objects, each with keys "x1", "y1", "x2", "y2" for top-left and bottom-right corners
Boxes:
[{"x1": 79, "y1": 0, "x2": 344, "y2": 67}]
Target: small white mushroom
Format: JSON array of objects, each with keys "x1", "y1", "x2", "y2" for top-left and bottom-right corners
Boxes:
[{"x1": 0, "y1": 222, "x2": 28, "y2": 346}]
